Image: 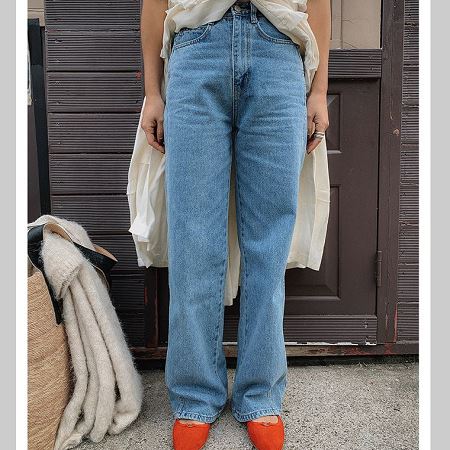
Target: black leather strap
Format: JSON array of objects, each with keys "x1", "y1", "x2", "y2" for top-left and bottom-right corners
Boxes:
[
  {"x1": 73, "y1": 242, "x2": 116, "y2": 289},
  {"x1": 28, "y1": 225, "x2": 63, "y2": 324},
  {"x1": 28, "y1": 224, "x2": 118, "y2": 324}
]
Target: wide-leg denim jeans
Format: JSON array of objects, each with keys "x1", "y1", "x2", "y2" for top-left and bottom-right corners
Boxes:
[{"x1": 163, "y1": 1, "x2": 307, "y2": 423}]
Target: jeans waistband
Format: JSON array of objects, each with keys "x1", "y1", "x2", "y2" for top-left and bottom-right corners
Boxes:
[{"x1": 223, "y1": 1, "x2": 263, "y2": 21}]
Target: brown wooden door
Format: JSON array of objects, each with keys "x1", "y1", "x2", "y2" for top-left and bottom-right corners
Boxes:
[{"x1": 283, "y1": 79, "x2": 380, "y2": 344}]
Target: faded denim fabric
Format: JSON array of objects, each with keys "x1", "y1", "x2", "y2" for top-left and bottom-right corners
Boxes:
[{"x1": 163, "y1": 2, "x2": 307, "y2": 423}]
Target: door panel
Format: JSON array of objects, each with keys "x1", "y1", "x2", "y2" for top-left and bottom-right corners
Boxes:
[{"x1": 285, "y1": 80, "x2": 380, "y2": 317}]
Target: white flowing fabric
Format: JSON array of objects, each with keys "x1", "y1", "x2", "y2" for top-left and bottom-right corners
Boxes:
[{"x1": 127, "y1": 0, "x2": 330, "y2": 306}]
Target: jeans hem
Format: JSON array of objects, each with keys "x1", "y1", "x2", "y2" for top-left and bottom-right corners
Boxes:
[
  {"x1": 174, "y1": 403, "x2": 227, "y2": 424},
  {"x1": 231, "y1": 407, "x2": 282, "y2": 423}
]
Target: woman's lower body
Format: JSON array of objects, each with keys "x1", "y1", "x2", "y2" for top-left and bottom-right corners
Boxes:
[{"x1": 163, "y1": 2, "x2": 307, "y2": 424}]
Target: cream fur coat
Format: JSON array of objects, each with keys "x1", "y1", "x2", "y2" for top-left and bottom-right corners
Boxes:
[{"x1": 28, "y1": 215, "x2": 143, "y2": 450}]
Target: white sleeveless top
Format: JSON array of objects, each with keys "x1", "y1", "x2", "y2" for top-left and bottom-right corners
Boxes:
[{"x1": 127, "y1": 0, "x2": 330, "y2": 306}]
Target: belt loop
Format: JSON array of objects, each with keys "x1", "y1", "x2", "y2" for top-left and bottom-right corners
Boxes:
[{"x1": 250, "y1": 2, "x2": 258, "y2": 23}]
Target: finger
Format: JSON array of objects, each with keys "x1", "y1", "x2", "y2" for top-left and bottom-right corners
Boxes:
[
  {"x1": 156, "y1": 119, "x2": 165, "y2": 145},
  {"x1": 141, "y1": 121, "x2": 154, "y2": 145},
  {"x1": 313, "y1": 113, "x2": 329, "y2": 133},
  {"x1": 307, "y1": 113, "x2": 315, "y2": 139},
  {"x1": 143, "y1": 124, "x2": 165, "y2": 154},
  {"x1": 149, "y1": 134, "x2": 165, "y2": 153},
  {"x1": 306, "y1": 137, "x2": 321, "y2": 154},
  {"x1": 307, "y1": 115, "x2": 328, "y2": 153},
  {"x1": 313, "y1": 127, "x2": 325, "y2": 136}
]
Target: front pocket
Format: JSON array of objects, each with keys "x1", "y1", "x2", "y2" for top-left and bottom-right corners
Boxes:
[
  {"x1": 255, "y1": 17, "x2": 296, "y2": 45},
  {"x1": 172, "y1": 22, "x2": 213, "y2": 50}
]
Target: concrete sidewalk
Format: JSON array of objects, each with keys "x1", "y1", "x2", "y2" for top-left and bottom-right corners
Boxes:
[{"x1": 78, "y1": 360, "x2": 418, "y2": 450}]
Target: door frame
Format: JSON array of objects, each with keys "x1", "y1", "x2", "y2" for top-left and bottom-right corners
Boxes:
[
  {"x1": 376, "y1": 0, "x2": 405, "y2": 344},
  {"x1": 28, "y1": 18, "x2": 51, "y2": 216}
]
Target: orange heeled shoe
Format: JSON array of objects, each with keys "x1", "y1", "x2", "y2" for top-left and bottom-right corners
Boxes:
[
  {"x1": 246, "y1": 415, "x2": 285, "y2": 450},
  {"x1": 172, "y1": 419, "x2": 211, "y2": 450}
]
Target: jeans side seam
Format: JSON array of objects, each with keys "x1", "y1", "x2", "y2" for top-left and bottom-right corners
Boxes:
[
  {"x1": 213, "y1": 264, "x2": 225, "y2": 378},
  {"x1": 213, "y1": 168, "x2": 231, "y2": 384},
  {"x1": 231, "y1": 14, "x2": 236, "y2": 126},
  {"x1": 269, "y1": 279, "x2": 286, "y2": 411},
  {"x1": 234, "y1": 139, "x2": 249, "y2": 358}
]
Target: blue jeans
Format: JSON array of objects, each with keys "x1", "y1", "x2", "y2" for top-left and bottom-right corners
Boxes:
[{"x1": 163, "y1": 2, "x2": 307, "y2": 423}]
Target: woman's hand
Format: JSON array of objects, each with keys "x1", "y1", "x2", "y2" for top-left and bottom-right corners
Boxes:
[
  {"x1": 306, "y1": 90, "x2": 329, "y2": 154},
  {"x1": 141, "y1": 94, "x2": 166, "y2": 154}
]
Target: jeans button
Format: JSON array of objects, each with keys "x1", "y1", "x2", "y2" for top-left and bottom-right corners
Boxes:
[{"x1": 233, "y1": 4, "x2": 241, "y2": 11}]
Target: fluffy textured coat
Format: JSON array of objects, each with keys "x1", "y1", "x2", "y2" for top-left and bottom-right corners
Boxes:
[{"x1": 28, "y1": 215, "x2": 143, "y2": 450}]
